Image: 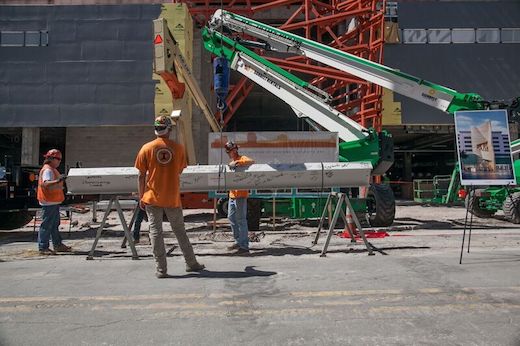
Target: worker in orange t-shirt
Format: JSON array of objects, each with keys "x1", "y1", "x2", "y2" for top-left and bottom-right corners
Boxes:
[
  {"x1": 135, "y1": 115, "x2": 205, "y2": 278},
  {"x1": 224, "y1": 141, "x2": 255, "y2": 255}
]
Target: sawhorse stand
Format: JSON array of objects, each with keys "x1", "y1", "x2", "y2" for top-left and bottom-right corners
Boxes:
[
  {"x1": 86, "y1": 196, "x2": 138, "y2": 260},
  {"x1": 312, "y1": 192, "x2": 375, "y2": 257}
]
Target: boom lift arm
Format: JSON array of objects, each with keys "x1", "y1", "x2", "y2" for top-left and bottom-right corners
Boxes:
[
  {"x1": 207, "y1": 10, "x2": 489, "y2": 115},
  {"x1": 202, "y1": 26, "x2": 393, "y2": 174}
]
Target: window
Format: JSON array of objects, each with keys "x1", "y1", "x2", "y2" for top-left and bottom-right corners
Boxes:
[
  {"x1": 451, "y1": 29, "x2": 475, "y2": 43},
  {"x1": 385, "y1": 2, "x2": 398, "y2": 22},
  {"x1": 0, "y1": 30, "x2": 48, "y2": 47},
  {"x1": 402, "y1": 29, "x2": 427, "y2": 44},
  {"x1": 1, "y1": 31, "x2": 24, "y2": 46},
  {"x1": 476, "y1": 28, "x2": 500, "y2": 43},
  {"x1": 427, "y1": 29, "x2": 451, "y2": 44},
  {"x1": 501, "y1": 28, "x2": 520, "y2": 43}
]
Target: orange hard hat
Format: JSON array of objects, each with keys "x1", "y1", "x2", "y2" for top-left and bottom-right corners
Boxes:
[{"x1": 43, "y1": 149, "x2": 62, "y2": 160}]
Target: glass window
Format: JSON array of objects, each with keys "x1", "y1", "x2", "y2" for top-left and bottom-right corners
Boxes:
[
  {"x1": 1, "y1": 31, "x2": 24, "y2": 46},
  {"x1": 402, "y1": 29, "x2": 427, "y2": 44},
  {"x1": 427, "y1": 29, "x2": 451, "y2": 44},
  {"x1": 501, "y1": 28, "x2": 520, "y2": 43},
  {"x1": 25, "y1": 31, "x2": 40, "y2": 46},
  {"x1": 476, "y1": 28, "x2": 500, "y2": 43},
  {"x1": 385, "y1": 2, "x2": 398, "y2": 21},
  {"x1": 452, "y1": 29, "x2": 475, "y2": 43}
]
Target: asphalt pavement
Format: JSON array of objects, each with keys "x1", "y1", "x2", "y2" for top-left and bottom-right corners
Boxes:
[{"x1": 0, "y1": 203, "x2": 519, "y2": 345}]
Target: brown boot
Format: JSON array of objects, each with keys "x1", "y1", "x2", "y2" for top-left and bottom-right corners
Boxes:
[
  {"x1": 39, "y1": 248, "x2": 56, "y2": 256},
  {"x1": 186, "y1": 263, "x2": 205, "y2": 272},
  {"x1": 54, "y1": 244, "x2": 72, "y2": 252},
  {"x1": 227, "y1": 243, "x2": 240, "y2": 251}
]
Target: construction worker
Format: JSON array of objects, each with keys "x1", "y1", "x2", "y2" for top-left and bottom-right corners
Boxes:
[
  {"x1": 37, "y1": 149, "x2": 72, "y2": 255},
  {"x1": 225, "y1": 141, "x2": 255, "y2": 255},
  {"x1": 135, "y1": 115, "x2": 205, "y2": 278}
]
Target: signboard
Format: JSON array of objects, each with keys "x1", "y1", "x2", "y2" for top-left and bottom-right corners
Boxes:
[
  {"x1": 454, "y1": 109, "x2": 516, "y2": 186},
  {"x1": 208, "y1": 132, "x2": 338, "y2": 164}
]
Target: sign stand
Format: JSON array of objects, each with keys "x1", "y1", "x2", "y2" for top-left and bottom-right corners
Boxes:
[
  {"x1": 86, "y1": 196, "x2": 139, "y2": 260},
  {"x1": 459, "y1": 186, "x2": 476, "y2": 264},
  {"x1": 312, "y1": 192, "x2": 375, "y2": 256}
]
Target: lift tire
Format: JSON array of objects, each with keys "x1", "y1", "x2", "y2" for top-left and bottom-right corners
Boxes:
[
  {"x1": 502, "y1": 192, "x2": 520, "y2": 223},
  {"x1": 465, "y1": 191, "x2": 495, "y2": 219},
  {"x1": 366, "y1": 184, "x2": 395, "y2": 227},
  {"x1": 0, "y1": 211, "x2": 35, "y2": 230},
  {"x1": 247, "y1": 198, "x2": 263, "y2": 231},
  {"x1": 216, "y1": 198, "x2": 228, "y2": 218}
]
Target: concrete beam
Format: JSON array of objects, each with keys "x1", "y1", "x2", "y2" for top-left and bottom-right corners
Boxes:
[{"x1": 66, "y1": 162, "x2": 372, "y2": 195}]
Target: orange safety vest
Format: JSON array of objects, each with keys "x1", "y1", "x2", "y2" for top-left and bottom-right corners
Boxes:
[{"x1": 37, "y1": 164, "x2": 65, "y2": 203}]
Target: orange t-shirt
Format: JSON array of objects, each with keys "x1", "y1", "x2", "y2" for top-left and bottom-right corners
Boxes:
[
  {"x1": 229, "y1": 155, "x2": 254, "y2": 199},
  {"x1": 135, "y1": 137, "x2": 187, "y2": 208}
]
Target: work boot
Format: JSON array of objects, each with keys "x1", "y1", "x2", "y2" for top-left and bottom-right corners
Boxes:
[
  {"x1": 155, "y1": 271, "x2": 170, "y2": 279},
  {"x1": 39, "y1": 248, "x2": 56, "y2": 256},
  {"x1": 233, "y1": 248, "x2": 250, "y2": 256},
  {"x1": 54, "y1": 244, "x2": 72, "y2": 252},
  {"x1": 186, "y1": 262, "x2": 206, "y2": 272},
  {"x1": 227, "y1": 243, "x2": 240, "y2": 251}
]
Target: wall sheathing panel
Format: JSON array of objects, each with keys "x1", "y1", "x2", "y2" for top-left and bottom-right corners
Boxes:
[{"x1": 0, "y1": 4, "x2": 161, "y2": 127}]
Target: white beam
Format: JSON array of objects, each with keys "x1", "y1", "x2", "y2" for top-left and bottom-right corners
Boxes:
[{"x1": 66, "y1": 162, "x2": 372, "y2": 195}]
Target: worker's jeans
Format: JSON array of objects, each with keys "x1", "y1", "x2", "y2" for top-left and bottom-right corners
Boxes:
[
  {"x1": 132, "y1": 208, "x2": 146, "y2": 241},
  {"x1": 38, "y1": 205, "x2": 63, "y2": 250},
  {"x1": 146, "y1": 205, "x2": 198, "y2": 274},
  {"x1": 228, "y1": 198, "x2": 249, "y2": 250}
]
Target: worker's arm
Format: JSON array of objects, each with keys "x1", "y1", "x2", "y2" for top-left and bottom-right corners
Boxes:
[
  {"x1": 239, "y1": 156, "x2": 255, "y2": 166},
  {"x1": 41, "y1": 169, "x2": 66, "y2": 188},
  {"x1": 137, "y1": 172, "x2": 146, "y2": 210},
  {"x1": 229, "y1": 156, "x2": 254, "y2": 169}
]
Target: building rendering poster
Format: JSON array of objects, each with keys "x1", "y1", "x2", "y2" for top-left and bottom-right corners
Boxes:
[{"x1": 454, "y1": 110, "x2": 516, "y2": 186}]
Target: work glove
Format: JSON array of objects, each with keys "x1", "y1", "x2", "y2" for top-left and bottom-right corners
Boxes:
[
  {"x1": 228, "y1": 161, "x2": 237, "y2": 170},
  {"x1": 58, "y1": 175, "x2": 67, "y2": 182}
]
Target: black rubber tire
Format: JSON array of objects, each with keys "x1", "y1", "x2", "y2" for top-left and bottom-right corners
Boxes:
[
  {"x1": 247, "y1": 199, "x2": 263, "y2": 231},
  {"x1": 216, "y1": 198, "x2": 228, "y2": 218},
  {"x1": 502, "y1": 192, "x2": 520, "y2": 223},
  {"x1": 465, "y1": 190, "x2": 495, "y2": 218},
  {"x1": 366, "y1": 183, "x2": 395, "y2": 227},
  {"x1": 0, "y1": 211, "x2": 35, "y2": 230}
]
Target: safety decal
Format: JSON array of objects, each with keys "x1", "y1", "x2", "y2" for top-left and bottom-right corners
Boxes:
[{"x1": 155, "y1": 147, "x2": 173, "y2": 165}]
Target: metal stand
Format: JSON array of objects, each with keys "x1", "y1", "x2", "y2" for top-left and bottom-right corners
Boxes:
[
  {"x1": 86, "y1": 196, "x2": 138, "y2": 260},
  {"x1": 459, "y1": 186, "x2": 475, "y2": 264},
  {"x1": 120, "y1": 204, "x2": 140, "y2": 249},
  {"x1": 312, "y1": 192, "x2": 374, "y2": 256}
]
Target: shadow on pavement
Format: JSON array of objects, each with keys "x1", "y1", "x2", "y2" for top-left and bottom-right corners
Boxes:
[{"x1": 168, "y1": 266, "x2": 277, "y2": 279}]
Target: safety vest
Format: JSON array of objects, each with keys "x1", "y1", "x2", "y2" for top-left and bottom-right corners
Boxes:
[{"x1": 37, "y1": 164, "x2": 65, "y2": 203}]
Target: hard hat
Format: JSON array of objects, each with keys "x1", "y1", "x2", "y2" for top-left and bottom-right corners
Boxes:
[
  {"x1": 43, "y1": 149, "x2": 62, "y2": 160},
  {"x1": 224, "y1": 141, "x2": 238, "y2": 152},
  {"x1": 154, "y1": 115, "x2": 173, "y2": 136}
]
